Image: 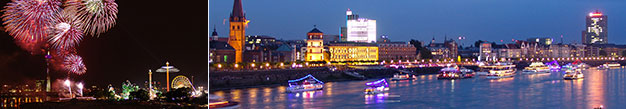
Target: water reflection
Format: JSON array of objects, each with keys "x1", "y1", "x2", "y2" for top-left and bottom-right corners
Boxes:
[
  {"x1": 586, "y1": 69, "x2": 605, "y2": 108},
  {"x1": 210, "y1": 68, "x2": 626, "y2": 108},
  {"x1": 364, "y1": 93, "x2": 388, "y2": 104}
]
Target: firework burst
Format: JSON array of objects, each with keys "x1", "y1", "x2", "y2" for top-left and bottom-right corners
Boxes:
[
  {"x1": 47, "y1": 8, "x2": 84, "y2": 50},
  {"x1": 63, "y1": 54, "x2": 87, "y2": 75},
  {"x1": 1, "y1": 0, "x2": 62, "y2": 53},
  {"x1": 65, "y1": 0, "x2": 118, "y2": 37}
]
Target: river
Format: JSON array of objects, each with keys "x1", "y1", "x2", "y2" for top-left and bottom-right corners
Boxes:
[{"x1": 211, "y1": 68, "x2": 626, "y2": 108}]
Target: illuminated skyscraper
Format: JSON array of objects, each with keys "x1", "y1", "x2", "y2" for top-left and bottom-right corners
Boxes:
[
  {"x1": 228, "y1": 0, "x2": 248, "y2": 63},
  {"x1": 582, "y1": 10, "x2": 607, "y2": 44},
  {"x1": 346, "y1": 9, "x2": 377, "y2": 43}
]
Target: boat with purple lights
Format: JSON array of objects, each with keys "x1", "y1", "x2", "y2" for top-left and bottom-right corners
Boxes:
[
  {"x1": 364, "y1": 79, "x2": 389, "y2": 94},
  {"x1": 286, "y1": 74, "x2": 324, "y2": 93}
]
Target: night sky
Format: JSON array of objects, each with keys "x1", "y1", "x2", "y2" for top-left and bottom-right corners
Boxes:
[
  {"x1": 0, "y1": 0, "x2": 208, "y2": 88},
  {"x1": 210, "y1": 0, "x2": 626, "y2": 45}
]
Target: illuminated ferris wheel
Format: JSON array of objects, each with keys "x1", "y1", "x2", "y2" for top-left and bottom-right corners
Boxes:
[{"x1": 171, "y1": 75, "x2": 194, "y2": 90}]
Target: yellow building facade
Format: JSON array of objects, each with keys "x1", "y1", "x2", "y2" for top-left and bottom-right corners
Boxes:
[
  {"x1": 306, "y1": 28, "x2": 325, "y2": 62},
  {"x1": 328, "y1": 42, "x2": 378, "y2": 63}
]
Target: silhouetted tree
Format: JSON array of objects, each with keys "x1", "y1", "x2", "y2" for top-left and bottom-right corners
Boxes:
[
  {"x1": 600, "y1": 50, "x2": 608, "y2": 56},
  {"x1": 165, "y1": 87, "x2": 192, "y2": 102},
  {"x1": 129, "y1": 89, "x2": 150, "y2": 101},
  {"x1": 474, "y1": 40, "x2": 485, "y2": 48}
]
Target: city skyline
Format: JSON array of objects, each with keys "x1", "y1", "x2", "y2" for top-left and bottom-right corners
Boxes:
[{"x1": 209, "y1": 0, "x2": 626, "y2": 45}]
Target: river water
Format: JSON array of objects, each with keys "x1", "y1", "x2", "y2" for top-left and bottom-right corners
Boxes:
[{"x1": 211, "y1": 68, "x2": 626, "y2": 108}]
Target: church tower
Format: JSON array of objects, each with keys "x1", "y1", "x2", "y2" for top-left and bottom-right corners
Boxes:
[
  {"x1": 306, "y1": 26, "x2": 324, "y2": 62},
  {"x1": 228, "y1": 0, "x2": 247, "y2": 63}
]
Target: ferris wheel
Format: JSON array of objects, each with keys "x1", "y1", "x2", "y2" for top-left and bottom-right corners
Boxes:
[{"x1": 171, "y1": 75, "x2": 195, "y2": 91}]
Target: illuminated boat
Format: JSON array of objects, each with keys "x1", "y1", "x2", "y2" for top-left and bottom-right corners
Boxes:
[
  {"x1": 476, "y1": 62, "x2": 493, "y2": 76},
  {"x1": 209, "y1": 95, "x2": 240, "y2": 109},
  {"x1": 286, "y1": 74, "x2": 324, "y2": 93},
  {"x1": 598, "y1": 62, "x2": 620, "y2": 69},
  {"x1": 391, "y1": 73, "x2": 412, "y2": 81},
  {"x1": 486, "y1": 63, "x2": 516, "y2": 79},
  {"x1": 364, "y1": 79, "x2": 389, "y2": 94},
  {"x1": 437, "y1": 66, "x2": 474, "y2": 79},
  {"x1": 546, "y1": 60, "x2": 561, "y2": 70},
  {"x1": 563, "y1": 69, "x2": 584, "y2": 80},
  {"x1": 522, "y1": 62, "x2": 550, "y2": 74}
]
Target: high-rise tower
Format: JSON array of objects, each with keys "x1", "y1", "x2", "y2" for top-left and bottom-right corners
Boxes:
[
  {"x1": 228, "y1": 0, "x2": 247, "y2": 63},
  {"x1": 346, "y1": 9, "x2": 377, "y2": 43},
  {"x1": 306, "y1": 26, "x2": 324, "y2": 62},
  {"x1": 582, "y1": 10, "x2": 607, "y2": 44}
]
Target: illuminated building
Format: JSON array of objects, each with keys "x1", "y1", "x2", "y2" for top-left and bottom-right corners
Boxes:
[
  {"x1": 306, "y1": 27, "x2": 325, "y2": 62},
  {"x1": 526, "y1": 37, "x2": 553, "y2": 46},
  {"x1": 210, "y1": 40, "x2": 236, "y2": 64},
  {"x1": 427, "y1": 38, "x2": 457, "y2": 59},
  {"x1": 346, "y1": 9, "x2": 376, "y2": 43},
  {"x1": 245, "y1": 35, "x2": 276, "y2": 50},
  {"x1": 493, "y1": 44, "x2": 521, "y2": 58},
  {"x1": 582, "y1": 10, "x2": 607, "y2": 44},
  {"x1": 377, "y1": 36, "x2": 416, "y2": 62},
  {"x1": 228, "y1": 0, "x2": 248, "y2": 63},
  {"x1": 548, "y1": 44, "x2": 573, "y2": 58},
  {"x1": 328, "y1": 42, "x2": 378, "y2": 63},
  {"x1": 479, "y1": 43, "x2": 492, "y2": 60}
]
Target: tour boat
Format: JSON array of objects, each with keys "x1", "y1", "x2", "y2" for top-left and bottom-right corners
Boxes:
[
  {"x1": 437, "y1": 66, "x2": 474, "y2": 79},
  {"x1": 486, "y1": 63, "x2": 516, "y2": 79},
  {"x1": 209, "y1": 95, "x2": 240, "y2": 109},
  {"x1": 460, "y1": 67, "x2": 474, "y2": 74},
  {"x1": 364, "y1": 79, "x2": 389, "y2": 94},
  {"x1": 563, "y1": 69, "x2": 584, "y2": 80},
  {"x1": 476, "y1": 62, "x2": 493, "y2": 76},
  {"x1": 391, "y1": 73, "x2": 412, "y2": 81},
  {"x1": 598, "y1": 62, "x2": 620, "y2": 69},
  {"x1": 286, "y1": 74, "x2": 324, "y2": 93},
  {"x1": 522, "y1": 62, "x2": 550, "y2": 74},
  {"x1": 546, "y1": 60, "x2": 561, "y2": 70}
]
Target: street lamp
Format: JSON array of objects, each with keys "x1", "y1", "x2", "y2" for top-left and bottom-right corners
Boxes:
[
  {"x1": 156, "y1": 62, "x2": 180, "y2": 92},
  {"x1": 77, "y1": 82, "x2": 83, "y2": 97},
  {"x1": 64, "y1": 79, "x2": 72, "y2": 98}
]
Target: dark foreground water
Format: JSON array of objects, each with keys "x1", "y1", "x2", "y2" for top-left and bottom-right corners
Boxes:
[{"x1": 211, "y1": 68, "x2": 626, "y2": 108}]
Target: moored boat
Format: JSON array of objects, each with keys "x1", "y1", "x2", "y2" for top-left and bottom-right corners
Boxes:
[
  {"x1": 437, "y1": 66, "x2": 474, "y2": 79},
  {"x1": 598, "y1": 62, "x2": 620, "y2": 69},
  {"x1": 563, "y1": 69, "x2": 584, "y2": 80},
  {"x1": 391, "y1": 73, "x2": 412, "y2": 81},
  {"x1": 286, "y1": 74, "x2": 324, "y2": 93},
  {"x1": 209, "y1": 95, "x2": 240, "y2": 109},
  {"x1": 522, "y1": 62, "x2": 550, "y2": 74},
  {"x1": 364, "y1": 79, "x2": 389, "y2": 94},
  {"x1": 486, "y1": 62, "x2": 516, "y2": 79}
]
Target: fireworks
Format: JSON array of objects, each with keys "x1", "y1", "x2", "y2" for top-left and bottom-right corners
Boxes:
[
  {"x1": 63, "y1": 54, "x2": 87, "y2": 75},
  {"x1": 65, "y1": 0, "x2": 118, "y2": 37},
  {"x1": 2, "y1": 0, "x2": 119, "y2": 76},
  {"x1": 48, "y1": 8, "x2": 84, "y2": 50},
  {"x1": 1, "y1": 0, "x2": 62, "y2": 53}
]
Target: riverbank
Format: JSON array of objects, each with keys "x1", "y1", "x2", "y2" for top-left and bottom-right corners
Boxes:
[
  {"x1": 20, "y1": 100, "x2": 206, "y2": 109},
  {"x1": 209, "y1": 66, "x2": 472, "y2": 91}
]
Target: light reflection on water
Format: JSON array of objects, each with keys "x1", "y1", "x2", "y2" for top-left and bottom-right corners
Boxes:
[{"x1": 211, "y1": 69, "x2": 625, "y2": 108}]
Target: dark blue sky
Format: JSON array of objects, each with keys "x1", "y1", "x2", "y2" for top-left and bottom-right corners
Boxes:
[{"x1": 210, "y1": 0, "x2": 626, "y2": 46}]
